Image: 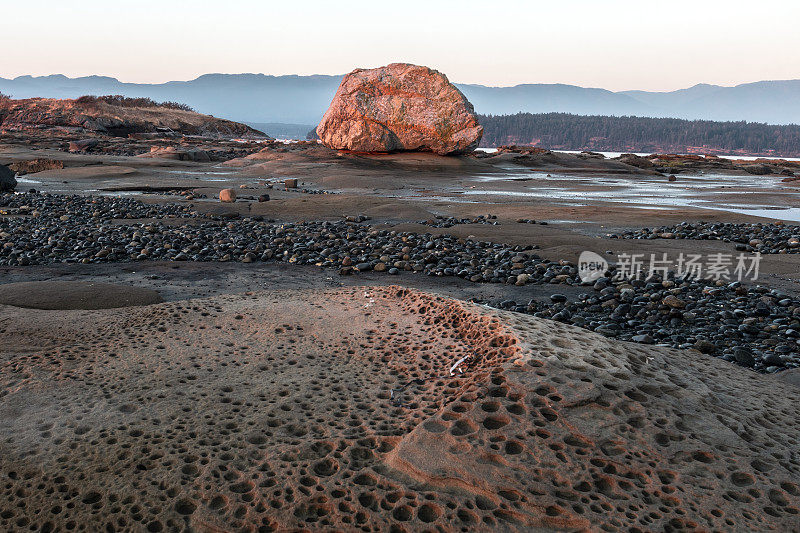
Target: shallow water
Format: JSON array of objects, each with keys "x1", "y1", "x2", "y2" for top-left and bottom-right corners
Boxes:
[
  {"x1": 475, "y1": 148, "x2": 800, "y2": 162},
  {"x1": 14, "y1": 177, "x2": 42, "y2": 185},
  {"x1": 718, "y1": 206, "x2": 800, "y2": 222},
  {"x1": 439, "y1": 171, "x2": 800, "y2": 221}
]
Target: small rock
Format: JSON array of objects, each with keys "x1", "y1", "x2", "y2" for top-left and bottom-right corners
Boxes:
[
  {"x1": 219, "y1": 189, "x2": 237, "y2": 203},
  {"x1": 732, "y1": 347, "x2": 755, "y2": 367},
  {"x1": 694, "y1": 339, "x2": 717, "y2": 354},
  {"x1": 662, "y1": 295, "x2": 686, "y2": 309}
]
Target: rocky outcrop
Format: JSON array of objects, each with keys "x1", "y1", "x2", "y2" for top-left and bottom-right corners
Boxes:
[
  {"x1": 743, "y1": 163, "x2": 776, "y2": 175},
  {"x1": 8, "y1": 159, "x2": 64, "y2": 175},
  {"x1": 316, "y1": 63, "x2": 482, "y2": 155},
  {"x1": 137, "y1": 146, "x2": 212, "y2": 162},
  {"x1": 68, "y1": 139, "x2": 100, "y2": 152},
  {"x1": 617, "y1": 153, "x2": 656, "y2": 169},
  {"x1": 0, "y1": 97, "x2": 267, "y2": 138},
  {"x1": 1, "y1": 286, "x2": 799, "y2": 531},
  {"x1": 0, "y1": 164, "x2": 17, "y2": 192}
]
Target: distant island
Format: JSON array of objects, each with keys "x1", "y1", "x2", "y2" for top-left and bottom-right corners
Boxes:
[{"x1": 478, "y1": 113, "x2": 800, "y2": 157}]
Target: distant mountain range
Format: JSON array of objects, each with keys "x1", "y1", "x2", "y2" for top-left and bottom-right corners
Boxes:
[{"x1": 3, "y1": 74, "x2": 800, "y2": 136}]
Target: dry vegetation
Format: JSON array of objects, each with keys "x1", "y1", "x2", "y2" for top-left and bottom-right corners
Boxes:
[{"x1": 76, "y1": 94, "x2": 194, "y2": 112}]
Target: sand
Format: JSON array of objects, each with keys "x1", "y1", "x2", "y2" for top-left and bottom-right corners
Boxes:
[
  {"x1": 0, "y1": 286, "x2": 797, "y2": 531},
  {"x1": 0, "y1": 281, "x2": 164, "y2": 310}
]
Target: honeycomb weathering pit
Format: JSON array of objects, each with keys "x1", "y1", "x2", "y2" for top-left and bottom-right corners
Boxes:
[{"x1": 0, "y1": 286, "x2": 798, "y2": 531}]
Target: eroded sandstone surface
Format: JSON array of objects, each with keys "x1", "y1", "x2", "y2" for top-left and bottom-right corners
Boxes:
[
  {"x1": 0, "y1": 287, "x2": 798, "y2": 531},
  {"x1": 317, "y1": 63, "x2": 483, "y2": 155}
]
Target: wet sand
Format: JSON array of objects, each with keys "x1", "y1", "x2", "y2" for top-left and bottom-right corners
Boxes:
[{"x1": 4, "y1": 141, "x2": 799, "y2": 296}]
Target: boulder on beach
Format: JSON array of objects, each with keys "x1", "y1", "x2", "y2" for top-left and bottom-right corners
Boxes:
[
  {"x1": 0, "y1": 164, "x2": 17, "y2": 192},
  {"x1": 219, "y1": 188, "x2": 236, "y2": 202},
  {"x1": 316, "y1": 63, "x2": 483, "y2": 155}
]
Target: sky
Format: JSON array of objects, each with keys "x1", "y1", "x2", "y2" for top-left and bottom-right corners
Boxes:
[{"x1": 3, "y1": 0, "x2": 800, "y2": 91}]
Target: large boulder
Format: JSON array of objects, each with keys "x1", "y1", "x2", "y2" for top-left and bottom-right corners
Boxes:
[
  {"x1": 316, "y1": 63, "x2": 482, "y2": 155},
  {"x1": 0, "y1": 164, "x2": 17, "y2": 192}
]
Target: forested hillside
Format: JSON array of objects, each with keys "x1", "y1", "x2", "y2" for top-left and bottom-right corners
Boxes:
[{"x1": 478, "y1": 113, "x2": 800, "y2": 157}]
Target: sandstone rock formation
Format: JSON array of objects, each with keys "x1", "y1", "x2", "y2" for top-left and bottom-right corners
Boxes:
[
  {"x1": 0, "y1": 97, "x2": 267, "y2": 138},
  {"x1": 137, "y1": 146, "x2": 212, "y2": 162},
  {"x1": 316, "y1": 63, "x2": 483, "y2": 155},
  {"x1": 68, "y1": 139, "x2": 99, "y2": 152},
  {"x1": 7, "y1": 158, "x2": 63, "y2": 175},
  {"x1": 1, "y1": 287, "x2": 798, "y2": 531}
]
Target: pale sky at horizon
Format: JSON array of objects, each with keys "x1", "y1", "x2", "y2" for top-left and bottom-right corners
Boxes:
[{"x1": 4, "y1": 0, "x2": 799, "y2": 92}]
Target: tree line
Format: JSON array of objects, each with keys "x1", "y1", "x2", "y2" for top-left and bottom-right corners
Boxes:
[{"x1": 477, "y1": 113, "x2": 800, "y2": 157}]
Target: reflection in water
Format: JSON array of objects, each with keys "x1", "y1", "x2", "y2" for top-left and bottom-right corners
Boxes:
[{"x1": 444, "y1": 171, "x2": 800, "y2": 221}]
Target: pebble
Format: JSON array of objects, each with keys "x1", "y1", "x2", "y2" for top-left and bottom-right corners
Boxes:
[
  {"x1": 611, "y1": 221, "x2": 800, "y2": 254},
  {"x1": 525, "y1": 272, "x2": 800, "y2": 373},
  {"x1": 732, "y1": 347, "x2": 755, "y2": 367},
  {"x1": 2, "y1": 191, "x2": 798, "y2": 374},
  {"x1": 420, "y1": 214, "x2": 499, "y2": 228},
  {"x1": 662, "y1": 295, "x2": 686, "y2": 309}
]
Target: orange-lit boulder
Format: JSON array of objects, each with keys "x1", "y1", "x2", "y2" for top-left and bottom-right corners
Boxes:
[
  {"x1": 317, "y1": 63, "x2": 482, "y2": 155},
  {"x1": 219, "y1": 188, "x2": 237, "y2": 202}
]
